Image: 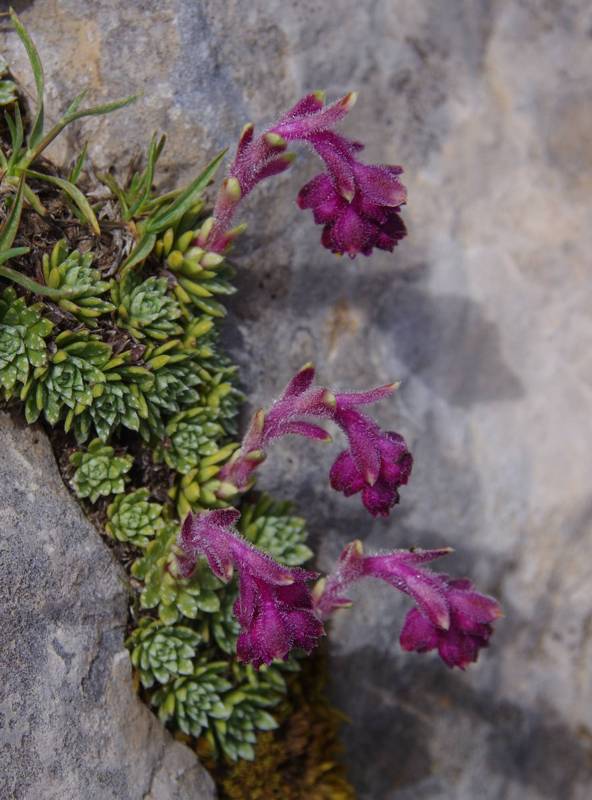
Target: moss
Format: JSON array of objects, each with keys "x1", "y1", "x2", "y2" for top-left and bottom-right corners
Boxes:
[{"x1": 209, "y1": 649, "x2": 356, "y2": 799}]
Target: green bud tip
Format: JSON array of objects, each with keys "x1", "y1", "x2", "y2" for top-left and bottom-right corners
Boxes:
[
  {"x1": 224, "y1": 177, "x2": 242, "y2": 202},
  {"x1": 340, "y1": 91, "x2": 358, "y2": 111},
  {"x1": 201, "y1": 252, "x2": 224, "y2": 268},
  {"x1": 228, "y1": 222, "x2": 248, "y2": 237},
  {"x1": 240, "y1": 122, "x2": 254, "y2": 141},
  {"x1": 364, "y1": 467, "x2": 379, "y2": 486},
  {"x1": 312, "y1": 89, "x2": 326, "y2": 104},
  {"x1": 198, "y1": 217, "x2": 215, "y2": 240},
  {"x1": 263, "y1": 132, "x2": 287, "y2": 150},
  {"x1": 245, "y1": 449, "x2": 266, "y2": 463},
  {"x1": 322, "y1": 390, "x2": 336, "y2": 409},
  {"x1": 351, "y1": 539, "x2": 364, "y2": 555},
  {"x1": 167, "y1": 251, "x2": 185, "y2": 270},
  {"x1": 436, "y1": 610, "x2": 451, "y2": 631},
  {"x1": 216, "y1": 481, "x2": 239, "y2": 499}
]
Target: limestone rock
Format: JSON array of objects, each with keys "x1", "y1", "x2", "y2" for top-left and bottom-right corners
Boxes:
[
  {"x1": 0, "y1": 413, "x2": 215, "y2": 800},
  {"x1": 2, "y1": 2, "x2": 592, "y2": 798}
]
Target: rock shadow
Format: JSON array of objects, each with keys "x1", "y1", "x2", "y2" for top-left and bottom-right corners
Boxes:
[
  {"x1": 330, "y1": 646, "x2": 592, "y2": 800},
  {"x1": 374, "y1": 285, "x2": 524, "y2": 407}
]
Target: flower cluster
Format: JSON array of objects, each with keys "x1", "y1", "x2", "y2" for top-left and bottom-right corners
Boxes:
[
  {"x1": 219, "y1": 364, "x2": 413, "y2": 517},
  {"x1": 313, "y1": 541, "x2": 502, "y2": 669},
  {"x1": 177, "y1": 509, "x2": 324, "y2": 668},
  {"x1": 201, "y1": 92, "x2": 407, "y2": 257},
  {"x1": 177, "y1": 512, "x2": 501, "y2": 671}
]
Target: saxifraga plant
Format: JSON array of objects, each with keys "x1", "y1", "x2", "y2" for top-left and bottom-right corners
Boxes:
[{"x1": 0, "y1": 10, "x2": 502, "y2": 794}]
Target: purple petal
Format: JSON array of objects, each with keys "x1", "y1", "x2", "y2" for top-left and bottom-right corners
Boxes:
[
  {"x1": 274, "y1": 92, "x2": 356, "y2": 138},
  {"x1": 437, "y1": 629, "x2": 481, "y2": 670},
  {"x1": 336, "y1": 383, "x2": 399, "y2": 408},
  {"x1": 235, "y1": 122, "x2": 254, "y2": 159},
  {"x1": 449, "y1": 587, "x2": 502, "y2": 633},
  {"x1": 208, "y1": 508, "x2": 241, "y2": 528},
  {"x1": 329, "y1": 450, "x2": 366, "y2": 496},
  {"x1": 378, "y1": 433, "x2": 413, "y2": 486},
  {"x1": 279, "y1": 419, "x2": 332, "y2": 441},
  {"x1": 286, "y1": 608, "x2": 325, "y2": 652},
  {"x1": 279, "y1": 363, "x2": 316, "y2": 399},
  {"x1": 353, "y1": 162, "x2": 407, "y2": 207},
  {"x1": 281, "y1": 93, "x2": 325, "y2": 119},
  {"x1": 334, "y1": 407, "x2": 381, "y2": 485},
  {"x1": 310, "y1": 133, "x2": 356, "y2": 200},
  {"x1": 234, "y1": 571, "x2": 260, "y2": 627},
  {"x1": 331, "y1": 205, "x2": 367, "y2": 256},
  {"x1": 403, "y1": 571, "x2": 451, "y2": 630},
  {"x1": 253, "y1": 154, "x2": 294, "y2": 182},
  {"x1": 361, "y1": 480, "x2": 399, "y2": 517},
  {"x1": 176, "y1": 550, "x2": 198, "y2": 579},
  {"x1": 376, "y1": 213, "x2": 407, "y2": 251},
  {"x1": 400, "y1": 608, "x2": 439, "y2": 653},
  {"x1": 297, "y1": 173, "x2": 335, "y2": 210},
  {"x1": 178, "y1": 513, "x2": 234, "y2": 581}
]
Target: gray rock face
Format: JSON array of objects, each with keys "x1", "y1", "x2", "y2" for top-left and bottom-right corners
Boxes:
[
  {"x1": 0, "y1": 413, "x2": 215, "y2": 800},
  {"x1": 3, "y1": 1, "x2": 592, "y2": 799}
]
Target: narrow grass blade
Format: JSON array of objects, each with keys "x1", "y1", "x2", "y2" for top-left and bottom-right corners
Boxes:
[
  {"x1": 10, "y1": 9, "x2": 44, "y2": 148},
  {"x1": 26, "y1": 169, "x2": 100, "y2": 235}
]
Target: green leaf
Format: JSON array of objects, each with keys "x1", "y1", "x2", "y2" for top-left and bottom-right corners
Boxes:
[
  {"x1": 97, "y1": 172, "x2": 129, "y2": 218},
  {"x1": 146, "y1": 150, "x2": 226, "y2": 234},
  {"x1": 25, "y1": 170, "x2": 100, "y2": 235},
  {"x1": 22, "y1": 94, "x2": 137, "y2": 169},
  {"x1": 127, "y1": 133, "x2": 166, "y2": 219},
  {"x1": 118, "y1": 232, "x2": 157, "y2": 275},
  {"x1": 0, "y1": 178, "x2": 26, "y2": 252},
  {"x1": 63, "y1": 93, "x2": 137, "y2": 125},
  {"x1": 195, "y1": 591, "x2": 220, "y2": 613},
  {"x1": 22, "y1": 182, "x2": 46, "y2": 215},
  {"x1": 64, "y1": 89, "x2": 89, "y2": 117},
  {"x1": 255, "y1": 710, "x2": 279, "y2": 730},
  {"x1": 159, "y1": 605, "x2": 178, "y2": 625},
  {"x1": 5, "y1": 106, "x2": 24, "y2": 170},
  {"x1": 68, "y1": 142, "x2": 88, "y2": 185},
  {"x1": 10, "y1": 9, "x2": 44, "y2": 148},
  {"x1": 0, "y1": 247, "x2": 29, "y2": 266},
  {"x1": 0, "y1": 81, "x2": 17, "y2": 106}
]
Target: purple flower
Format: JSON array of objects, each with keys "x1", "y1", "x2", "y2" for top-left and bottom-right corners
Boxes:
[
  {"x1": 314, "y1": 541, "x2": 502, "y2": 669},
  {"x1": 329, "y1": 402, "x2": 413, "y2": 518},
  {"x1": 270, "y1": 93, "x2": 407, "y2": 257},
  {"x1": 200, "y1": 91, "x2": 407, "y2": 258},
  {"x1": 177, "y1": 509, "x2": 323, "y2": 668},
  {"x1": 218, "y1": 364, "x2": 412, "y2": 518},
  {"x1": 296, "y1": 157, "x2": 407, "y2": 257},
  {"x1": 400, "y1": 577, "x2": 502, "y2": 669},
  {"x1": 235, "y1": 575, "x2": 324, "y2": 669}
]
